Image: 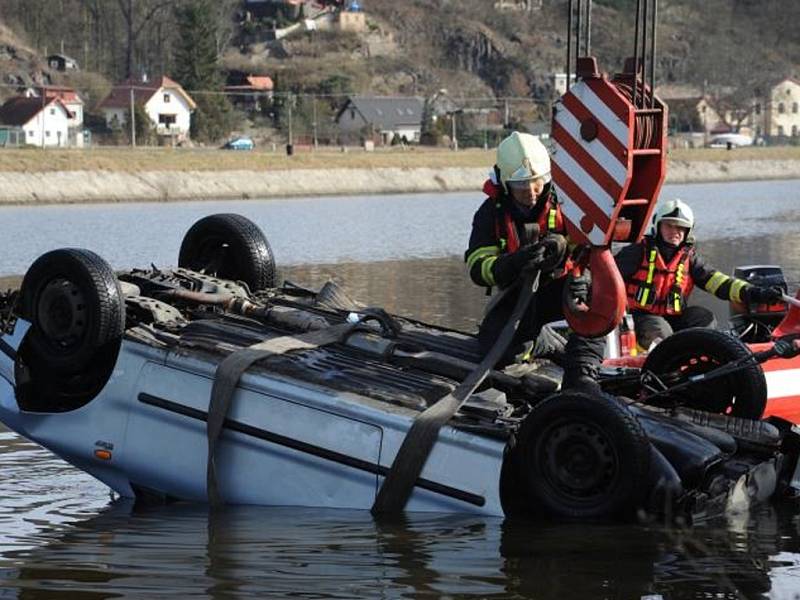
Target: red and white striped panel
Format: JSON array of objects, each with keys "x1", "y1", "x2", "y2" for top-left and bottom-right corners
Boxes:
[
  {"x1": 763, "y1": 355, "x2": 800, "y2": 424},
  {"x1": 551, "y1": 78, "x2": 634, "y2": 246}
]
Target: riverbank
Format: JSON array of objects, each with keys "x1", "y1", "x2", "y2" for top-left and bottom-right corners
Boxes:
[{"x1": 0, "y1": 147, "x2": 799, "y2": 205}]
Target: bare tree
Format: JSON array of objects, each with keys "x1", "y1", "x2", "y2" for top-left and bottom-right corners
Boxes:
[{"x1": 115, "y1": 0, "x2": 173, "y2": 79}]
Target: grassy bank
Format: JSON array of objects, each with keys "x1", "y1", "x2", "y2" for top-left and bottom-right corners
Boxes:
[{"x1": 1, "y1": 145, "x2": 799, "y2": 173}]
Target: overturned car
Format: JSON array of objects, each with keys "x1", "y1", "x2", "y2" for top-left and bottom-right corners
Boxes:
[{"x1": 2, "y1": 214, "x2": 800, "y2": 522}]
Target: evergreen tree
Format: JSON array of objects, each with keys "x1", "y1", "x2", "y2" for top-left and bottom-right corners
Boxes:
[{"x1": 173, "y1": 0, "x2": 235, "y2": 143}]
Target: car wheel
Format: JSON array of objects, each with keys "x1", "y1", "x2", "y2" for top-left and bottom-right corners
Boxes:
[
  {"x1": 641, "y1": 328, "x2": 767, "y2": 419},
  {"x1": 515, "y1": 391, "x2": 650, "y2": 520},
  {"x1": 178, "y1": 214, "x2": 276, "y2": 292},
  {"x1": 20, "y1": 248, "x2": 125, "y2": 374}
]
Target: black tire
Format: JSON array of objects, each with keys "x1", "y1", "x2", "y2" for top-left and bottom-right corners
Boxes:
[
  {"x1": 515, "y1": 391, "x2": 651, "y2": 520},
  {"x1": 178, "y1": 214, "x2": 275, "y2": 291},
  {"x1": 642, "y1": 327, "x2": 767, "y2": 419},
  {"x1": 20, "y1": 248, "x2": 125, "y2": 374}
]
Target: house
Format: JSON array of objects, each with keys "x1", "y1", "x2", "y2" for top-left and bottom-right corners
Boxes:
[
  {"x1": 336, "y1": 96, "x2": 424, "y2": 145},
  {"x1": 244, "y1": 0, "x2": 306, "y2": 20},
  {"x1": 25, "y1": 86, "x2": 85, "y2": 147},
  {"x1": 224, "y1": 72, "x2": 274, "y2": 112},
  {"x1": 752, "y1": 78, "x2": 800, "y2": 141},
  {"x1": 0, "y1": 96, "x2": 70, "y2": 147},
  {"x1": 657, "y1": 85, "x2": 724, "y2": 146},
  {"x1": 99, "y1": 76, "x2": 197, "y2": 141},
  {"x1": 494, "y1": 0, "x2": 542, "y2": 11},
  {"x1": 552, "y1": 73, "x2": 577, "y2": 98},
  {"x1": 47, "y1": 53, "x2": 79, "y2": 72}
]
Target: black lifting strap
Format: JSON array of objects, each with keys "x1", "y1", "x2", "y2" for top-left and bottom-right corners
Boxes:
[
  {"x1": 206, "y1": 322, "x2": 357, "y2": 506},
  {"x1": 371, "y1": 269, "x2": 541, "y2": 515}
]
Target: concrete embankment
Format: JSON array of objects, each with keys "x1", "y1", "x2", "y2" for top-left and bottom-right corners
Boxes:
[{"x1": 0, "y1": 159, "x2": 799, "y2": 205}]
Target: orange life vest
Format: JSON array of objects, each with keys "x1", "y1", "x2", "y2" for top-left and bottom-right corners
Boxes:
[{"x1": 625, "y1": 238, "x2": 695, "y2": 315}]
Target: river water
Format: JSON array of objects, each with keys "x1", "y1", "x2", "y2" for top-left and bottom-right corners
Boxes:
[{"x1": 1, "y1": 179, "x2": 800, "y2": 598}]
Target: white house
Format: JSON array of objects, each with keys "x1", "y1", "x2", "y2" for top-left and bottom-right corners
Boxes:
[
  {"x1": 0, "y1": 96, "x2": 70, "y2": 147},
  {"x1": 25, "y1": 86, "x2": 85, "y2": 147},
  {"x1": 99, "y1": 76, "x2": 197, "y2": 141}
]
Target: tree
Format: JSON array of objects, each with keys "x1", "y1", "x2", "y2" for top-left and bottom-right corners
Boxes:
[
  {"x1": 115, "y1": 0, "x2": 173, "y2": 79},
  {"x1": 125, "y1": 101, "x2": 155, "y2": 145},
  {"x1": 173, "y1": 0, "x2": 235, "y2": 142}
]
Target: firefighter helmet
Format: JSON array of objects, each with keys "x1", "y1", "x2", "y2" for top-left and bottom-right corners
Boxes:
[
  {"x1": 496, "y1": 132, "x2": 551, "y2": 191},
  {"x1": 651, "y1": 198, "x2": 695, "y2": 237}
]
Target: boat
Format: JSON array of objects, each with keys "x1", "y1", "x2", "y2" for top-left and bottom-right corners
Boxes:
[
  {"x1": 2, "y1": 213, "x2": 800, "y2": 522},
  {"x1": 602, "y1": 263, "x2": 800, "y2": 424}
]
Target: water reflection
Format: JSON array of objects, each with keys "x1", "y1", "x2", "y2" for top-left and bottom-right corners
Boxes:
[{"x1": 2, "y1": 500, "x2": 799, "y2": 599}]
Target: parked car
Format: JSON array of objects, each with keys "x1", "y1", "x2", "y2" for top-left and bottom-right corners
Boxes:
[
  {"x1": 221, "y1": 136, "x2": 255, "y2": 151},
  {"x1": 708, "y1": 133, "x2": 753, "y2": 149}
]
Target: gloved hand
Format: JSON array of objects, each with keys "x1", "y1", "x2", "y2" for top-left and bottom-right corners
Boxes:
[
  {"x1": 567, "y1": 272, "x2": 591, "y2": 309},
  {"x1": 493, "y1": 244, "x2": 546, "y2": 288},
  {"x1": 744, "y1": 285, "x2": 784, "y2": 305}
]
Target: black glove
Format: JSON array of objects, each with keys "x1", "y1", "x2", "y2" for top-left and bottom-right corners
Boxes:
[
  {"x1": 493, "y1": 244, "x2": 546, "y2": 288},
  {"x1": 744, "y1": 285, "x2": 784, "y2": 305},
  {"x1": 568, "y1": 272, "x2": 591, "y2": 306}
]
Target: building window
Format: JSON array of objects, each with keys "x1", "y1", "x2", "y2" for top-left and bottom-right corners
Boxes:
[
  {"x1": 756, "y1": 126, "x2": 762, "y2": 136},
  {"x1": 755, "y1": 103, "x2": 761, "y2": 115},
  {"x1": 163, "y1": 93, "x2": 171, "y2": 103},
  {"x1": 45, "y1": 131, "x2": 50, "y2": 137},
  {"x1": 793, "y1": 102, "x2": 799, "y2": 114},
  {"x1": 793, "y1": 125, "x2": 798, "y2": 137},
  {"x1": 50, "y1": 108, "x2": 55, "y2": 115},
  {"x1": 778, "y1": 102, "x2": 785, "y2": 114},
  {"x1": 777, "y1": 126, "x2": 784, "y2": 136},
  {"x1": 158, "y1": 114, "x2": 176, "y2": 126},
  {"x1": 28, "y1": 130, "x2": 34, "y2": 138}
]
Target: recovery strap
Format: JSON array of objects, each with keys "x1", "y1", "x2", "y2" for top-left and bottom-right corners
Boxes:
[
  {"x1": 371, "y1": 269, "x2": 541, "y2": 515},
  {"x1": 206, "y1": 322, "x2": 357, "y2": 506}
]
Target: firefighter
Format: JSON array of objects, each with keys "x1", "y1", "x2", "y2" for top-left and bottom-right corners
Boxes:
[
  {"x1": 615, "y1": 198, "x2": 784, "y2": 349},
  {"x1": 464, "y1": 131, "x2": 604, "y2": 390}
]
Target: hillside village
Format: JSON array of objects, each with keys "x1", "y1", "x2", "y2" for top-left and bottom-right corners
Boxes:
[{"x1": 0, "y1": 0, "x2": 798, "y2": 150}]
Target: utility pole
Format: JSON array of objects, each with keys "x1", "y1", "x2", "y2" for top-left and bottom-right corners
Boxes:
[
  {"x1": 312, "y1": 95, "x2": 318, "y2": 150},
  {"x1": 287, "y1": 93, "x2": 294, "y2": 155},
  {"x1": 130, "y1": 87, "x2": 136, "y2": 147},
  {"x1": 451, "y1": 112, "x2": 458, "y2": 151},
  {"x1": 40, "y1": 90, "x2": 45, "y2": 149}
]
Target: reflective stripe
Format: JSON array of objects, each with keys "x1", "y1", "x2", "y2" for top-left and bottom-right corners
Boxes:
[
  {"x1": 731, "y1": 280, "x2": 748, "y2": 303},
  {"x1": 645, "y1": 249, "x2": 657, "y2": 283},
  {"x1": 548, "y1": 208, "x2": 557, "y2": 231},
  {"x1": 704, "y1": 271, "x2": 729, "y2": 295},
  {"x1": 481, "y1": 256, "x2": 497, "y2": 286},
  {"x1": 466, "y1": 246, "x2": 500, "y2": 271},
  {"x1": 640, "y1": 287, "x2": 650, "y2": 306},
  {"x1": 673, "y1": 262, "x2": 685, "y2": 312}
]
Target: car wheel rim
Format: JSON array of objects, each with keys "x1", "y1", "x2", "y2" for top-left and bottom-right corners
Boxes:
[
  {"x1": 539, "y1": 420, "x2": 617, "y2": 501},
  {"x1": 37, "y1": 278, "x2": 87, "y2": 347}
]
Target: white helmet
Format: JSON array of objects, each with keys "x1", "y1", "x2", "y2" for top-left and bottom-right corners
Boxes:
[
  {"x1": 496, "y1": 131, "x2": 551, "y2": 192},
  {"x1": 650, "y1": 198, "x2": 694, "y2": 237}
]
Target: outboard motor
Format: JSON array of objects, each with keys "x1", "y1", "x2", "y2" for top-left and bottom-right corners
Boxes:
[{"x1": 729, "y1": 265, "x2": 788, "y2": 343}]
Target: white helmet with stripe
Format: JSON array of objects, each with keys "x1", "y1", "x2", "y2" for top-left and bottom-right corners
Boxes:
[
  {"x1": 496, "y1": 131, "x2": 551, "y2": 192},
  {"x1": 651, "y1": 198, "x2": 694, "y2": 237}
]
